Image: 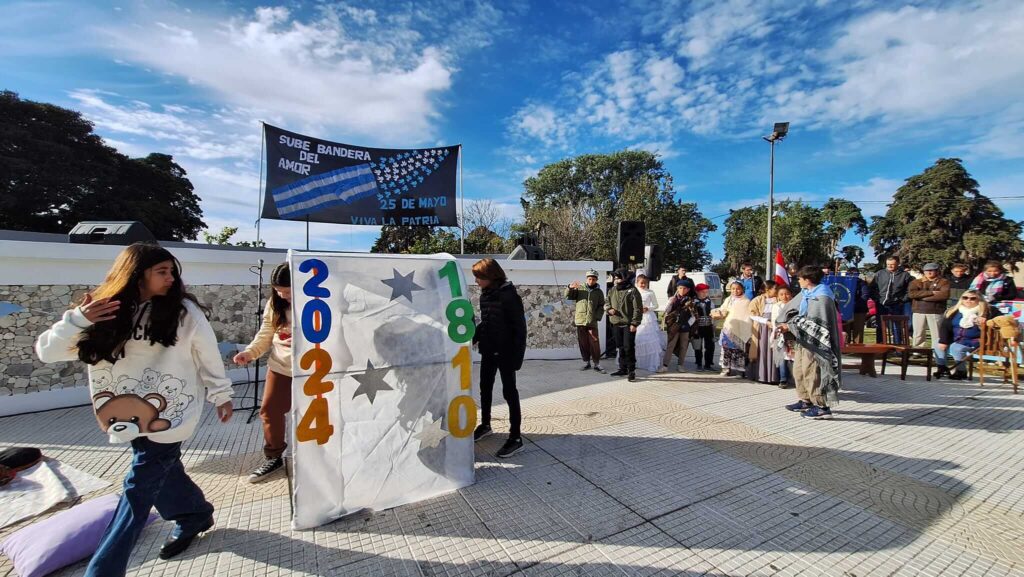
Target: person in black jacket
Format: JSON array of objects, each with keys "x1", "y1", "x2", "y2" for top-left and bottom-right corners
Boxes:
[
  {"x1": 869, "y1": 256, "x2": 912, "y2": 342},
  {"x1": 665, "y1": 266, "x2": 696, "y2": 298},
  {"x1": 471, "y1": 258, "x2": 527, "y2": 458}
]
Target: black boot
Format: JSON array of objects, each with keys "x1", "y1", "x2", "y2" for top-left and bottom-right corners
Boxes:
[
  {"x1": 934, "y1": 365, "x2": 950, "y2": 379},
  {"x1": 950, "y1": 366, "x2": 967, "y2": 381}
]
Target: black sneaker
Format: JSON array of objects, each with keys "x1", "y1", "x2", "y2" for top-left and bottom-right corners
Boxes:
[
  {"x1": 627, "y1": 372, "x2": 636, "y2": 382},
  {"x1": 473, "y1": 424, "x2": 493, "y2": 442},
  {"x1": 159, "y1": 516, "x2": 214, "y2": 560},
  {"x1": 247, "y1": 457, "x2": 283, "y2": 484},
  {"x1": 579, "y1": 363, "x2": 592, "y2": 371},
  {"x1": 496, "y1": 437, "x2": 523, "y2": 458},
  {"x1": 593, "y1": 365, "x2": 607, "y2": 374},
  {"x1": 610, "y1": 369, "x2": 628, "y2": 376}
]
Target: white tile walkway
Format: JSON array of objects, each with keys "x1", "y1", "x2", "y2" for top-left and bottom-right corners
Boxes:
[{"x1": 2, "y1": 357, "x2": 1023, "y2": 576}]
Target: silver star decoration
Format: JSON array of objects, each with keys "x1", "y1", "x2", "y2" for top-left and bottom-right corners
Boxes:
[
  {"x1": 414, "y1": 416, "x2": 448, "y2": 449},
  {"x1": 351, "y1": 360, "x2": 393, "y2": 404},
  {"x1": 382, "y1": 268, "x2": 424, "y2": 302}
]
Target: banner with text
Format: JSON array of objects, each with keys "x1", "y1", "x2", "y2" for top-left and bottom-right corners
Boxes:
[
  {"x1": 288, "y1": 251, "x2": 476, "y2": 529},
  {"x1": 262, "y1": 124, "x2": 459, "y2": 226}
]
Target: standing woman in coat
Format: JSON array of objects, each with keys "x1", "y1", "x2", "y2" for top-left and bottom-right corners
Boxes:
[{"x1": 471, "y1": 258, "x2": 527, "y2": 458}]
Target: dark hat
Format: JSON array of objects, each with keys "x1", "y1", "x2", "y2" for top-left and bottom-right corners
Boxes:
[
  {"x1": 922, "y1": 263, "x2": 940, "y2": 271},
  {"x1": 612, "y1": 269, "x2": 626, "y2": 279}
]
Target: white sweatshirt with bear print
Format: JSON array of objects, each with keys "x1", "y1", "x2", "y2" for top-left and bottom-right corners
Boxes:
[{"x1": 35, "y1": 300, "x2": 233, "y2": 444}]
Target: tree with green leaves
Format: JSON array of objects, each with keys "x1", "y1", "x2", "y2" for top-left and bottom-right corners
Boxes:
[
  {"x1": 521, "y1": 150, "x2": 715, "y2": 267},
  {"x1": 820, "y1": 198, "x2": 868, "y2": 262},
  {"x1": 870, "y1": 158, "x2": 1024, "y2": 270},
  {"x1": 840, "y1": 245, "x2": 865, "y2": 268},
  {"x1": 0, "y1": 91, "x2": 206, "y2": 240},
  {"x1": 722, "y1": 201, "x2": 829, "y2": 275},
  {"x1": 202, "y1": 226, "x2": 265, "y2": 247}
]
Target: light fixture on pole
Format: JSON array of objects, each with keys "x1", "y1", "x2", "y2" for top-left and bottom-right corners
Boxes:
[{"x1": 762, "y1": 122, "x2": 789, "y2": 277}]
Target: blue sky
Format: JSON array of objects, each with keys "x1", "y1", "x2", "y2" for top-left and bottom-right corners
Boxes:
[{"x1": 2, "y1": 0, "x2": 1023, "y2": 263}]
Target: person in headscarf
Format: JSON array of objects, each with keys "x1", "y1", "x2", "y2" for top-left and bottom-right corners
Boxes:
[
  {"x1": 771, "y1": 284, "x2": 796, "y2": 388},
  {"x1": 777, "y1": 266, "x2": 841, "y2": 420},
  {"x1": 711, "y1": 281, "x2": 751, "y2": 377},
  {"x1": 748, "y1": 280, "x2": 780, "y2": 384},
  {"x1": 969, "y1": 261, "x2": 1018, "y2": 305},
  {"x1": 633, "y1": 273, "x2": 666, "y2": 373}
]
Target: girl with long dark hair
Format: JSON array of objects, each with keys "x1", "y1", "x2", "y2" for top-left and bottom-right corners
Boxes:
[
  {"x1": 234, "y1": 263, "x2": 293, "y2": 482},
  {"x1": 36, "y1": 243, "x2": 233, "y2": 576}
]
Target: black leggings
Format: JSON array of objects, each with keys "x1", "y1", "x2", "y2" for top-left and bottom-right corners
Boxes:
[{"x1": 479, "y1": 353, "x2": 522, "y2": 438}]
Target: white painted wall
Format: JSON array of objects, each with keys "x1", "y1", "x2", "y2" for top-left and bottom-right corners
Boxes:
[{"x1": 0, "y1": 239, "x2": 611, "y2": 415}]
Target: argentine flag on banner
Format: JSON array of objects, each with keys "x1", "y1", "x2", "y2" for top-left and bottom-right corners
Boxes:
[{"x1": 271, "y1": 164, "x2": 379, "y2": 219}]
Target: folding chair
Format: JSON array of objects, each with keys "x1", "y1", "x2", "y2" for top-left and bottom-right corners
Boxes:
[
  {"x1": 968, "y1": 324, "x2": 1020, "y2": 394},
  {"x1": 879, "y1": 315, "x2": 934, "y2": 381}
]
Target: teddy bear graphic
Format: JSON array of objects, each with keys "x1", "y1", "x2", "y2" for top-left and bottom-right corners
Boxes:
[
  {"x1": 97, "y1": 370, "x2": 196, "y2": 429},
  {"x1": 92, "y1": 391, "x2": 172, "y2": 443},
  {"x1": 90, "y1": 368, "x2": 114, "y2": 392},
  {"x1": 158, "y1": 376, "x2": 193, "y2": 427},
  {"x1": 114, "y1": 376, "x2": 143, "y2": 396},
  {"x1": 140, "y1": 368, "x2": 162, "y2": 393}
]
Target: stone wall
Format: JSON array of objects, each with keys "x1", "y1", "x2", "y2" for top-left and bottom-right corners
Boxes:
[
  {"x1": 466, "y1": 285, "x2": 578, "y2": 350},
  {"x1": 2, "y1": 283, "x2": 579, "y2": 397},
  {"x1": 0, "y1": 284, "x2": 260, "y2": 397}
]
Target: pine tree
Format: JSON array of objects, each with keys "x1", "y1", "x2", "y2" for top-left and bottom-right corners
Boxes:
[{"x1": 870, "y1": 158, "x2": 1023, "y2": 270}]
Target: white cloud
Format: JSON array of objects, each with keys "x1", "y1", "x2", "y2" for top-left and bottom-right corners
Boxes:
[
  {"x1": 511, "y1": 0, "x2": 1024, "y2": 162},
  {"x1": 774, "y1": 2, "x2": 1024, "y2": 129},
  {"x1": 90, "y1": 3, "x2": 506, "y2": 144},
  {"x1": 509, "y1": 103, "x2": 571, "y2": 148},
  {"x1": 628, "y1": 140, "x2": 680, "y2": 159},
  {"x1": 835, "y1": 177, "x2": 903, "y2": 217}
]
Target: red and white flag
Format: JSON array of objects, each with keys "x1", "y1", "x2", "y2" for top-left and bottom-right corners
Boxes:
[{"x1": 774, "y1": 248, "x2": 790, "y2": 286}]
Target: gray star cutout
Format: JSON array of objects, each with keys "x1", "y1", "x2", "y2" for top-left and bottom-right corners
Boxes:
[
  {"x1": 351, "y1": 359, "x2": 393, "y2": 404},
  {"x1": 413, "y1": 416, "x2": 448, "y2": 449},
  {"x1": 382, "y1": 268, "x2": 424, "y2": 302}
]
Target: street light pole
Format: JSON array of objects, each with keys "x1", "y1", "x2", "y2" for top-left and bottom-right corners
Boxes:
[
  {"x1": 763, "y1": 122, "x2": 789, "y2": 279},
  {"x1": 765, "y1": 137, "x2": 775, "y2": 278}
]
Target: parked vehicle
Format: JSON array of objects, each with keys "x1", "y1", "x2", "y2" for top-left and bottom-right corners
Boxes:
[{"x1": 649, "y1": 272, "x2": 724, "y2": 311}]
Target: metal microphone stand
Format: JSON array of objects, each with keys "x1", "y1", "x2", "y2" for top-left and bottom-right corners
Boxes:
[{"x1": 235, "y1": 259, "x2": 264, "y2": 424}]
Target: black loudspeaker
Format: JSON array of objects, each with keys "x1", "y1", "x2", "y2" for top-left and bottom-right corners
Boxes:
[
  {"x1": 68, "y1": 221, "x2": 157, "y2": 245},
  {"x1": 617, "y1": 221, "x2": 645, "y2": 265},
  {"x1": 644, "y1": 244, "x2": 663, "y2": 281},
  {"x1": 508, "y1": 245, "x2": 546, "y2": 260}
]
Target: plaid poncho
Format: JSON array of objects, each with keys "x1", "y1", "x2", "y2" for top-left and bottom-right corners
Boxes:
[{"x1": 778, "y1": 290, "x2": 842, "y2": 407}]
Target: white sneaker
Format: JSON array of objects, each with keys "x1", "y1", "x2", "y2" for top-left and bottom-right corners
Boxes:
[
  {"x1": 656, "y1": 366, "x2": 668, "y2": 373},
  {"x1": 677, "y1": 364, "x2": 686, "y2": 373},
  {"x1": 720, "y1": 369, "x2": 730, "y2": 376}
]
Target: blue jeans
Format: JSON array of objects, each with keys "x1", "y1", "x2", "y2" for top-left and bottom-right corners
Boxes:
[
  {"x1": 779, "y1": 359, "x2": 792, "y2": 385},
  {"x1": 85, "y1": 438, "x2": 214, "y2": 577},
  {"x1": 937, "y1": 342, "x2": 974, "y2": 367}
]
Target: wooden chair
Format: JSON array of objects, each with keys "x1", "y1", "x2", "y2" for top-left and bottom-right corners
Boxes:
[
  {"x1": 968, "y1": 324, "x2": 1020, "y2": 393},
  {"x1": 879, "y1": 315, "x2": 934, "y2": 381}
]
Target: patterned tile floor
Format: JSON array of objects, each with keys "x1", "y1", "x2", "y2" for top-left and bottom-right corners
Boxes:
[{"x1": 2, "y1": 358, "x2": 1023, "y2": 576}]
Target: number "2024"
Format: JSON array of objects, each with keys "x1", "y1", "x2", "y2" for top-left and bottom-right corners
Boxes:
[{"x1": 294, "y1": 259, "x2": 477, "y2": 445}]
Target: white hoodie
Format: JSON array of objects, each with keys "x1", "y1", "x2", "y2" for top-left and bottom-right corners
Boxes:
[{"x1": 35, "y1": 300, "x2": 233, "y2": 444}]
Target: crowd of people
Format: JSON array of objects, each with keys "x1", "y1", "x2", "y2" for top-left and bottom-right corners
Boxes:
[
  {"x1": 564, "y1": 263, "x2": 844, "y2": 419},
  {"x1": 564, "y1": 258, "x2": 1022, "y2": 419},
  {"x1": 27, "y1": 242, "x2": 1021, "y2": 576},
  {"x1": 839, "y1": 256, "x2": 1018, "y2": 379}
]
